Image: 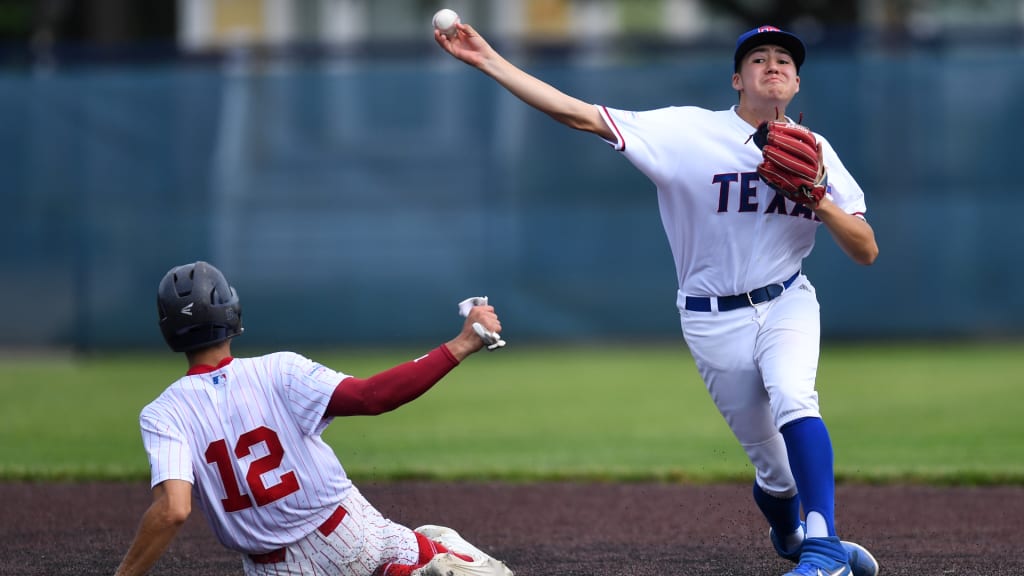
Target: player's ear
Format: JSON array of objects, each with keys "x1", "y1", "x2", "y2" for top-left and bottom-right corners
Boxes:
[
  {"x1": 731, "y1": 72, "x2": 742, "y2": 92},
  {"x1": 794, "y1": 74, "x2": 800, "y2": 93}
]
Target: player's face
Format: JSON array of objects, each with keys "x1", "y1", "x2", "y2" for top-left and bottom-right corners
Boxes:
[{"x1": 732, "y1": 45, "x2": 800, "y2": 104}]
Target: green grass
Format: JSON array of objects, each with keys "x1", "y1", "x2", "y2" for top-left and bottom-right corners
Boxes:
[{"x1": 1, "y1": 342, "x2": 1022, "y2": 483}]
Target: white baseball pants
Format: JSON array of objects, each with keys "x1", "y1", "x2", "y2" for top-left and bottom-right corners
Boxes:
[
  {"x1": 679, "y1": 274, "x2": 822, "y2": 497},
  {"x1": 242, "y1": 487, "x2": 420, "y2": 576}
]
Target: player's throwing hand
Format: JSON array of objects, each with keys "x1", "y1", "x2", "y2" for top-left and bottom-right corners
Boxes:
[{"x1": 433, "y1": 22, "x2": 494, "y2": 68}]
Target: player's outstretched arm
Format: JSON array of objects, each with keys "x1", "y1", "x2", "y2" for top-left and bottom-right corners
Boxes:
[
  {"x1": 434, "y1": 23, "x2": 613, "y2": 140},
  {"x1": 325, "y1": 305, "x2": 503, "y2": 417},
  {"x1": 114, "y1": 480, "x2": 191, "y2": 576}
]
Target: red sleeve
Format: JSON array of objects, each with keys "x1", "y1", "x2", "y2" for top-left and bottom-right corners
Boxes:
[{"x1": 325, "y1": 345, "x2": 460, "y2": 417}]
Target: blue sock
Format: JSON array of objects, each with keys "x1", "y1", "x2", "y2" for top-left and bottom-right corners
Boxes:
[
  {"x1": 780, "y1": 416, "x2": 837, "y2": 537},
  {"x1": 752, "y1": 481, "x2": 801, "y2": 538}
]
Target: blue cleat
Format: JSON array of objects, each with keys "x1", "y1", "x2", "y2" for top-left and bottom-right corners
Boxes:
[
  {"x1": 769, "y1": 524, "x2": 803, "y2": 562},
  {"x1": 782, "y1": 536, "x2": 851, "y2": 576},
  {"x1": 770, "y1": 523, "x2": 879, "y2": 576},
  {"x1": 842, "y1": 540, "x2": 879, "y2": 576}
]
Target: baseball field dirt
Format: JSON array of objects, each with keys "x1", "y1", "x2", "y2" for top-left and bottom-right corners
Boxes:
[{"x1": 3, "y1": 481, "x2": 1021, "y2": 575}]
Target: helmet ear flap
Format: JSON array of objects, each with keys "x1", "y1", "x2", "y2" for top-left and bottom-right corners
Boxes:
[{"x1": 157, "y1": 261, "x2": 243, "y2": 352}]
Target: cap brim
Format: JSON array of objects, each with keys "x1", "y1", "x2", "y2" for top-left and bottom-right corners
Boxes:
[{"x1": 734, "y1": 31, "x2": 805, "y2": 71}]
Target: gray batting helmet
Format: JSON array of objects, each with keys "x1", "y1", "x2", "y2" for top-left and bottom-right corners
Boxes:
[{"x1": 157, "y1": 261, "x2": 243, "y2": 352}]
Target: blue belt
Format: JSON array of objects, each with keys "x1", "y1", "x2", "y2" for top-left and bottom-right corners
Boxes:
[{"x1": 684, "y1": 271, "x2": 800, "y2": 312}]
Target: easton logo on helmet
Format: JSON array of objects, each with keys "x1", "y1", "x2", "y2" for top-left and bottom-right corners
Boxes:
[{"x1": 181, "y1": 302, "x2": 194, "y2": 316}]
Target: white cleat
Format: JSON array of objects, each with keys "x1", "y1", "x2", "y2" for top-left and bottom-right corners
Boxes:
[
  {"x1": 414, "y1": 525, "x2": 514, "y2": 576},
  {"x1": 411, "y1": 552, "x2": 514, "y2": 576}
]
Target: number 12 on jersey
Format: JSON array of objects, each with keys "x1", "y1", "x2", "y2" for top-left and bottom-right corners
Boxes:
[{"x1": 204, "y1": 425, "x2": 300, "y2": 512}]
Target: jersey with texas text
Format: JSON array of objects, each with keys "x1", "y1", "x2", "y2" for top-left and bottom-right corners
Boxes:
[{"x1": 597, "y1": 105, "x2": 866, "y2": 298}]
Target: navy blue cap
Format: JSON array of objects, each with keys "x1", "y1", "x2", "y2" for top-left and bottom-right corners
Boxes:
[{"x1": 734, "y1": 25, "x2": 806, "y2": 72}]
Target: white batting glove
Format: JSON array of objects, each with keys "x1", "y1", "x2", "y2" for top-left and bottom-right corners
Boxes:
[{"x1": 457, "y1": 296, "x2": 506, "y2": 351}]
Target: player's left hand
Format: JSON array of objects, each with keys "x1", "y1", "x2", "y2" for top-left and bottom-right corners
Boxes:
[
  {"x1": 458, "y1": 296, "x2": 506, "y2": 351},
  {"x1": 752, "y1": 121, "x2": 828, "y2": 207}
]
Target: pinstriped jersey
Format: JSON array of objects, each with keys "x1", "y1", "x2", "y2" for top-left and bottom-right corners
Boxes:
[
  {"x1": 596, "y1": 105, "x2": 867, "y2": 299},
  {"x1": 140, "y1": 352, "x2": 352, "y2": 554}
]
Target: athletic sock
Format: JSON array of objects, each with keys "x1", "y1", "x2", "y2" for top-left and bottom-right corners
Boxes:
[
  {"x1": 378, "y1": 563, "x2": 416, "y2": 576},
  {"x1": 378, "y1": 533, "x2": 477, "y2": 576},
  {"x1": 753, "y1": 481, "x2": 803, "y2": 550},
  {"x1": 414, "y1": 531, "x2": 473, "y2": 563},
  {"x1": 780, "y1": 416, "x2": 837, "y2": 538}
]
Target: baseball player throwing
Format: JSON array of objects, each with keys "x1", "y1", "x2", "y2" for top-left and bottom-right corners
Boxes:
[
  {"x1": 436, "y1": 22, "x2": 879, "y2": 576},
  {"x1": 114, "y1": 261, "x2": 513, "y2": 576}
]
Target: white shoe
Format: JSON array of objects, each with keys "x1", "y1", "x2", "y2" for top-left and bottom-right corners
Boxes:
[
  {"x1": 411, "y1": 552, "x2": 514, "y2": 576},
  {"x1": 414, "y1": 525, "x2": 513, "y2": 576}
]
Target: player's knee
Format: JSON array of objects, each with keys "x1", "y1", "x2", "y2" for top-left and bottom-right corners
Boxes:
[{"x1": 769, "y1": 385, "x2": 819, "y2": 425}]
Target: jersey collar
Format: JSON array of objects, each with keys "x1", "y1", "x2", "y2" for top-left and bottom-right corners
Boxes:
[
  {"x1": 187, "y1": 356, "x2": 234, "y2": 375},
  {"x1": 731, "y1": 105, "x2": 795, "y2": 128}
]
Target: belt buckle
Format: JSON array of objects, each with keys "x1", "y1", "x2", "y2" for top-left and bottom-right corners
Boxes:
[
  {"x1": 746, "y1": 284, "x2": 780, "y2": 307},
  {"x1": 745, "y1": 290, "x2": 759, "y2": 307}
]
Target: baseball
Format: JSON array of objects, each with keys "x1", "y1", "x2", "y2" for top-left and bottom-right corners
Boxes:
[{"x1": 432, "y1": 8, "x2": 460, "y2": 37}]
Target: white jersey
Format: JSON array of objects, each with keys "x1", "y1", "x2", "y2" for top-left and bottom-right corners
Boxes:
[
  {"x1": 140, "y1": 352, "x2": 352, "y2": 554},
  {"x1": 596, "y1": 104, "x2": 866, "y2": 298}
]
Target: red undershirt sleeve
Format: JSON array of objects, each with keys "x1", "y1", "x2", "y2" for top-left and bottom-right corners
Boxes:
[{"x1": 325, "y1": 345, "x2": 460, "y2": 417}]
